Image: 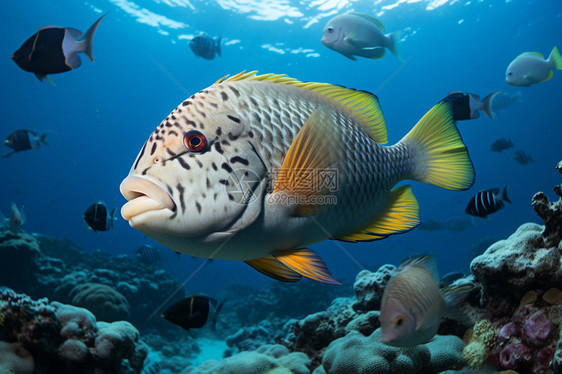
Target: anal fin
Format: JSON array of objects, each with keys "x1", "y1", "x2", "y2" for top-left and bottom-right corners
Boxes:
[
  {"x1": 336, "y1": 185, "x2": 420, "y2": 242},
  {"x1": 274, "y1": 248, "x2": 341, "y2": 285},
  {"x1": 245, "y1": 257, "x2": 302, "y2": 282}
]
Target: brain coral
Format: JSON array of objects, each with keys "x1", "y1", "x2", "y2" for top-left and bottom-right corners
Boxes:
[
  {"x1": 184, "y1": 344, "x2": 310, "y2": 374},
  {"x1": 317, "y1": 328, "x2": 466, "y2": 374},
  {"x1": 69, "y1": 283, "x2": 130, "y2": 322}
]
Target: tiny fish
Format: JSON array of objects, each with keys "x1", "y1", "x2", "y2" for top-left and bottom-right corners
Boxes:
[
  {"x1": 322, "y1": 13, "x2": 401, "y2": 61},
  {"x1": 380, "y1": 256, "x2": 471, "y2": 347},
  {"x1": 513, "y1": 150, "x2": 534, "y2": 165},
  {"x1": 443, "y1": 216, "x2": 474, "y2": 232},
  {"x1": 120, "y1": 71, "x2": 475, "y2": 285},
  {"x1": 506, "y1": 46, "x2": 562, "y2": 87},
  {"x1": 11, "y1": 13, "x2": 107, "y2": 83},
  {"x1": 446, "y1": 91, "x2": 499, "y2": 119},
  {"x1": 490, "y1": 138, "x2": 514, "y2": 153},
  {"x1": 0, "y1": 204, "x2": 26, "y2": 233},
  {"x1": 465, "y1": 185, "x2": 511, "y2": 218},
  {"x1": 135, "y1": 244, "x2": 161, "y2": 265},
  {"x1": 162, "y1": 295, "x2": 225, "y2": 331},
  {"x1": 3, "y1": 130, "x2": 49, "y2": 158},
  {"x1": 84, "y1": 200, "x2": 117, "y2": 232},
  {"x1": 490, "y1": 91, "x2": 522, "y2": 113},
  {"x1": 190, "y1": 34, "x2": 221, "y2": 60}
]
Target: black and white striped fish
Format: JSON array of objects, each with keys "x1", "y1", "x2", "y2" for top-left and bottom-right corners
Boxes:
[
  {"x1": 465, "y1": 185, "x2": 511, "y2": 218},
  {"x1": 135, "y1": 244, "x2": 161, "y2": 265}
]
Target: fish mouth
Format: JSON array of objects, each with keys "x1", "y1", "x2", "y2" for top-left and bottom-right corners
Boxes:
[{"x1": 120, "y1": 176, "x2": 176, "y2": 220}]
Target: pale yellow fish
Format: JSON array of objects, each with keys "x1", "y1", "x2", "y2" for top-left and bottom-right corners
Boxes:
[
  {"x1": 120, "y1": 71, "x2": 474, "y2": 284},
  {"x1": 380, "y1": 256, "x2": 471, "y2": 347}
]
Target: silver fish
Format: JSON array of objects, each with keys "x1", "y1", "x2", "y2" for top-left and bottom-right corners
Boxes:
[
  {"x1": 322, "y1": 13, "x2": 401, "y2": 61},
  {"x1": 380, "y1": 256, "x2": 470, "y2": 347},
  {"x1": 506, "y1": 46, "x2": 562, "y2": 87},
  {"x1": 120, "y1": 71, "x2": 474, "y2": 284}
]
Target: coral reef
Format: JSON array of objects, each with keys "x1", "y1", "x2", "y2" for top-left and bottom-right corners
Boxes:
[
  {"x1": 69, "y1": 283, "x2": 130, "y2": 322},
  {"x1": 351, "y1": 265, "x2": 395, "y2": 312},
  {"x1": 184, "y1": 344, "x2": 311, "y2": 374},
  {"x1": 471, "y1": 223, "x2": 562, "y2": 299},
  {"x1": 0, "y1": 287, "x2": 147, "y2": 373},
  {"x1": 314, "y1": 328, "x2": 466, "y2": 374},
  {"x1": 0, "y1": 230, "x2": 184, "y2": 331}
]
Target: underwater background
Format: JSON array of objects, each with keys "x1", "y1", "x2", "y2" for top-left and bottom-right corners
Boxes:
[{"x1": 1, "y1": 0, "x2": 562, "y2": 372}]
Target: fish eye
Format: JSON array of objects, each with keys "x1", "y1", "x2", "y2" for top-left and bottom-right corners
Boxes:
[
  {"x1": 184, "y1": 130, "x2": 208, "y2": 152},
  {"x1": 327, "y1": 27, "x2": 334, "y2": 33},
  {"x1": 507, "y1": 72, "x2": 512, "y2": 76},
  {"x1": 394, "y1": 316, "x2": 404, "y2": 326}
]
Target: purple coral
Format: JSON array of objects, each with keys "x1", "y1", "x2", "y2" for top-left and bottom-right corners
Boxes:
[
  {"x1": 523, "y1": 311, "x2": 552, "y2": 346},
  {"x1": 498, "y1": 322, "x2": 519, "y2": 343},
  {"x1": 499, "y1": 342, "x2": 532, "y2": 370}
]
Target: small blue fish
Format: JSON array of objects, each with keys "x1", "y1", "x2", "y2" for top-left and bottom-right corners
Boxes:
[
  {"x1": 84, "y1": 200, "x2": 117, "y2": 232},
  {"x1": 513, "y1": 150, "x2": 535, "y2": 165},
  {"x1": 490, "y1": 138, "x2": 514, "y2": 153},
  {"x1": 465, "y1": 186, "x2": 511, "y2": 218},
  {"x1": 189, "y1": 34, "x2": 221, "y2": 60}
]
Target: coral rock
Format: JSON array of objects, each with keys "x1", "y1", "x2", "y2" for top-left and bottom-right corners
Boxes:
[
  {"x1": 319, "y1": 329, "x2": 465, "y2": 374},
  {"x1": 352, "y1": 265, "x2": 395, "y2": 312},
  {"x1": 532, "y1": 184, "x2": 562, "y2": 248},
  {"x1": 471, "y1": 223, "x2": 562, "y2": 299},
  {"x1": 69, "y1": 283, "x2": 130, "y2": 322}
]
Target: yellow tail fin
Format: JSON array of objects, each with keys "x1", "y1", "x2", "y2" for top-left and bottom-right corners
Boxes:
[
  {"x1": 549, "y1": 46, "x2": 562, "y2": 70},
  {"x1": 401, "y1": 101, "x2": 475, "y2": 191}
]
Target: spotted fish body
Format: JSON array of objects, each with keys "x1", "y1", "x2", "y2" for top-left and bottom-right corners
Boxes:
[{"x1": 121, "y1": 72, "x2": 474, "y2": 284}]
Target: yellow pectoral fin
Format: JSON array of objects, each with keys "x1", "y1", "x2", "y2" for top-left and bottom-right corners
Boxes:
[
  {"x1": 541, "y1": 70, "x2": 554, "y2": 82},
  {"x1": 245, "y1": 257, "x2": 302, "y2": 282},
  {"x1": 272, "y1": 106, "x2": 339, "y2": 216},
  {"x1": 335, "y1": 185, "x2": 420, "y2": 242},
  {"x1": 274, "y1": 248, "x2": 341, "y2": 285}
]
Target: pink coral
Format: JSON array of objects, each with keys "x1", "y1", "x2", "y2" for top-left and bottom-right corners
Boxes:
[
  {"x1": 499, "y1": 341, "x2": 532, "y2": 370},
  {"x1": 498, "y1": 322, "x2": 519, "y2": 343},
  {"x1": 523, "y1": 311, "x2": 552, "y2": 346}
]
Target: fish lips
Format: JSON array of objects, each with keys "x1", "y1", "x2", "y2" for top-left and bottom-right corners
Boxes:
[{"x1": 120, "y1": 176, "x2": 176, "y2": 221}]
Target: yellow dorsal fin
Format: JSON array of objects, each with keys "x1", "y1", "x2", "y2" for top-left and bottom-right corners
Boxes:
[
  {"x1": 271, "y1": 106, "x2": 338, "y2": 216},
  {"x1": 351, "y1": 13, "x2": 385, "y2": 33},
  {"x1": 274, "y1": 248, "x2": 341, "y2": 285},
  {"x1": 245, "y1": 257, "x2": 302, "y2": 282},
  {"x1": 214, "y1": 71, "x2": 387, "y2": 143},
  {"x1": 520, "y1": 51, "x2": 544, "y2": 59},
  {"x1": 335, "y1": 185, "x2": 420, "y2": 242}
]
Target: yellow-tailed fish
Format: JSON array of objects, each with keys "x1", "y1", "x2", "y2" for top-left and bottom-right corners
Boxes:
[
  {"x1": 380, "y1": 256, "x2": 472, "y2": 347},
  {"x1": 119, "y1": 71, "x2": 475, "y2": 285}
]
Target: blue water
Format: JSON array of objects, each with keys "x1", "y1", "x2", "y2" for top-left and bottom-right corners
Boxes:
[{"x1": 1, "y1": 0, "x2": 561, "y2": 295}]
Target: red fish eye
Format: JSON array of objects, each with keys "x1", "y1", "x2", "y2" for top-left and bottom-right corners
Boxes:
[{"x1": 184, "y1": 130, "x2": 207, "y2": 152}]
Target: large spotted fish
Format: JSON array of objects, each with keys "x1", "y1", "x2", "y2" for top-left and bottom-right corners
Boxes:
[{"x1": 120, "y1": 72, "x2": 475, "y2": 284}]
